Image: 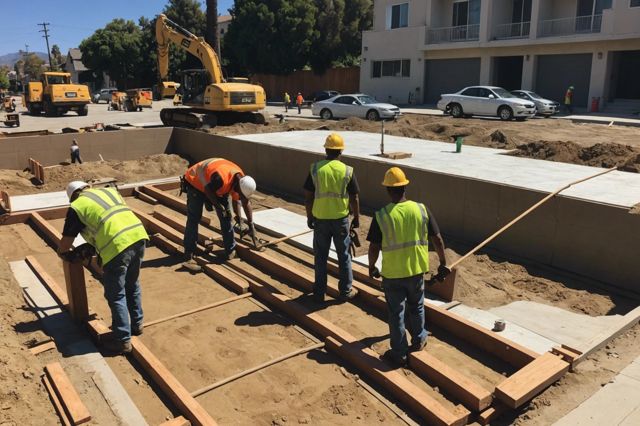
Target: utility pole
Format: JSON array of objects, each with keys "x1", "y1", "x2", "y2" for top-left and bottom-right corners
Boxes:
[{"x1": 38, "y1": 22, "x2": 53, "y2": 70}]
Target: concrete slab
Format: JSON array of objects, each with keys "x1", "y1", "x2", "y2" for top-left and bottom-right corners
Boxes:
[
  {"x1": 10, "y1": 260, "x2": 148, "y2": 425},
  {"x1": 489, "y1": 301, "x2": 622, "y2": 351},
  {"x1": 233, "y1": 131, "x2": 640, "y2": 208},
  {"x1": 448, "y1": 304, "x2": 557, "y2": 355},
  {"x1": 554, "y1": 356, "x2": 640, "y2": 425}
]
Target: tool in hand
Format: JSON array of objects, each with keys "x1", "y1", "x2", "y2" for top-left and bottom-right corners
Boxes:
[
  {"x1": 348, "y1": 220, "x2": 360, "y2": 257},
  {"x1": 59, "y1": 243, "x2": 96, "y2": 264},
  {"x1": 426, "y1": 166, "x2": 618, "y2": 291},
  {"x1": 252, "y1": 229, "x2": 313, "y2": 251}
]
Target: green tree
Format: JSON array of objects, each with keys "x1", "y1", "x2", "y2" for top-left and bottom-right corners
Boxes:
[
  {"x1": 338, "y1": 0, "x2": 373, "y2": 66},
  {"x1": 79, "y1": 19, "x2": 143, "y2": 88},
  {"x1": 0, "y1": 66, "x2": 9, "y2": 89},
  {"x1": 225, "y1": 0, "x2": 318, "y2": 75},
  {"x1": 309, "y1": 0, "x2": 345, "y2": 73},
  {"x1": 22, "y1": 53, "x2": 45, "y2": 80},
  {"x1": 163, "y1": 0, "x2": 207, "y2": 73},
  {"x1": 51, "y1": 44, "x2": 64, "y2": 70}
]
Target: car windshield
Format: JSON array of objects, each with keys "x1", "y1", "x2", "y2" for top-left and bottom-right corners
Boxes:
[
  {"x1": 357, "y1": 95, "x2": 377, "y2": 105},
  {"x1": 528, "y1": 92, "x2": 544, "y2": 99},
  {"x1": 492, "y1": 88, "x2": 516, "y2": 98}
]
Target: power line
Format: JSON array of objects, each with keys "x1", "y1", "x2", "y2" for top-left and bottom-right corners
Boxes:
[{"x1": 38, "y1": 22, "x2": 53, "y2": 69}]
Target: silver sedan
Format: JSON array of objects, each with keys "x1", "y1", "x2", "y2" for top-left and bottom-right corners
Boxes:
[
  {"x1": 311, "y1": 94, "x2": 400, "y2": 121},
  {"x1": 512, "y1": 90, "x2": 560, "y2": 117},
  {"x1": 438, "y1": 86, "x2": 536, "y2": 121}
]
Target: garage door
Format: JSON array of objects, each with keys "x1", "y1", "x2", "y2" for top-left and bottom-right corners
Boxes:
[
  {"x1": 535, "y1": 54, "x2": 592, "y2": 107},
  {"x1": 424, "y1": 58, "x2": 481, "y2": 104}
]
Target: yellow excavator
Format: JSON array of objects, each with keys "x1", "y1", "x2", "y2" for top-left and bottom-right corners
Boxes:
[{"x1": 155, "y1": 14, "x2": 266, "y2": 128}]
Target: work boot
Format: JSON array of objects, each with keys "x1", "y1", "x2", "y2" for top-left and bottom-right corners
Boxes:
[
  {"x1": 339, "y1": 287, "x2": 359, "y2": 301},
  {"x1": 132, "y1": 324, "x2": 144, "y2": 336},
  {"x1": 382, "y1": 349, "x2": 407, "y2": 368},
  {"x1": 409, "y1": 335, "x2": 428, "y2": 353},
  {"x1": 182, "y1": 254, "x2": 202, "y2": 272},
  {"x1": 226, "y1": 249, "x2": 236, "y2": 261},
  {"x1": 103, "y1": 339, "x2": 132, "y2": 355},
  {"x1": 312, "y1": 292, "x2": 325, "y2": 305}
]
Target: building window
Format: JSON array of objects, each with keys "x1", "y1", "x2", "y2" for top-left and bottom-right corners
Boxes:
[
  {"x1": 452, "y1": 0, "x2": 481, "y2": 26},
  {"x1": 372, "y1": 60, "x2": 410, "y2": 78},
  {"x1": 389, "y1": 3, "x2": 409, "y2": 29},
  {"x1": 631, "y1": 0, "x2": 640, "y2": 6}
]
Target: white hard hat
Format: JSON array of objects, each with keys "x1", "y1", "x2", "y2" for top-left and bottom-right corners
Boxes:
[
  {"x1": 238, "y1": 175, "x2": 256, "y2": 199},
  {"x1": 66, "y1": 181, "x2": 89, "y2": 200}
]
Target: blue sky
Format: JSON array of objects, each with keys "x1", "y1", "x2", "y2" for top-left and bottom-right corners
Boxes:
[{"x1": 0, "y1": 0, "x2": 234, "y2": 56}]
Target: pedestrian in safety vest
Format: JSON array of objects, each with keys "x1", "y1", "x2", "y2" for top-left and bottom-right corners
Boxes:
[
  {"x1": 367, "y1": 167, "x2": 449, "y2": 366},
  {"x1": 58, "y1": 182, "x2": 149, "y2": 354},
  {"x1": 304, "y1": 133, "x2": 360, "y2": 303},
  {"x1": 182, "y1": 158, "x2": 257, "y2": 271},
  {"x1": 284, "y1": 92, "x2": 291, "y2": 112},
  {"x1": 296, "y1": 92, "x2": 304, "y2": 114},
  {"x1": 564, "y1": 85, "x2": 574, "y2": 114}
]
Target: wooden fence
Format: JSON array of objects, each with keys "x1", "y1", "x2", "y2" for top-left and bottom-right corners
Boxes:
[{"x1": 251, "y1": 67, "x2": 360, "y2": 101}]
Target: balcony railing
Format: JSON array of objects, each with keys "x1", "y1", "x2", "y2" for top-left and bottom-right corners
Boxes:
[
  {"x1": 493, "y1": 21, "x2": 531, "y2": 40},
  {"x1": 538, "y1": 15, "x2": 602, "y2": 37},
  {"x1": 426, "y1": 24, "x2": 480, "y2": 44}
]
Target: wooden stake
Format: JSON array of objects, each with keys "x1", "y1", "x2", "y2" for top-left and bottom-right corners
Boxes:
[{"x1": 62, "y1": 260, "x2": 89, "y2": 323}]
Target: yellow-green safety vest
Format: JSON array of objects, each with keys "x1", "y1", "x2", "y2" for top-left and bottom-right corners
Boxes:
[
  {"x1": 70, "y1": 188, "x2": 148, "y2": 266},
  {"x1": 310, "y1": 159, "x2": 353, "y2": 220},
  {"x1": 376, "y1": 201, "x2": 429, "y2": 279}
]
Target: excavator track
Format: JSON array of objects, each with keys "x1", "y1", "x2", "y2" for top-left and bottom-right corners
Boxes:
[{"x1": 159, "y1": 107, "x2": 266, "y2": 129}]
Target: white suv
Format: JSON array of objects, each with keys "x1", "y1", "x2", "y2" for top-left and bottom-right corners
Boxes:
[{"x1": 438, "y1": 86, "x2": 536, "y2": 121}]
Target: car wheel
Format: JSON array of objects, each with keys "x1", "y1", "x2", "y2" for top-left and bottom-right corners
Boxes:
[
  {"x1": 320, "y1": 108, "x2": 333, "y2": 120},
  {"x1": 498, "y1": 106, "x2": 513, "y2": 121},
  {"x1": 450, "y1": 103, "x2": 463, "y2": 118},
  {"x1": 366, "y1": 110, "x2": 380, "y2": 121}
]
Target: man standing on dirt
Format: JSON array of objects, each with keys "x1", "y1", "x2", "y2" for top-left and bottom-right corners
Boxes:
[
  {"x1": 367, "y1": 167, "x2": 449, "y2": 366},
  {"x1": 304, "y1": 133, "x2": 360, "y2": 303},
  {"x1": 296, "y1": 92, "x2": 304, "y2": 114},
  {"x1": 284, "y1": 92, "x2": 291, "y2": 112},
  {"x1": 181, "y1": 158, "x2": 258, "y2": 271},
  {"x1": 70, "y1": 139, "x2": 82, "y2": 164},
  {"x1": 564, "y1": 86, "x2": 574, "y2": 114},
  {"x1": 58, "y1": 181, "x2": 149, "y2": 354}
]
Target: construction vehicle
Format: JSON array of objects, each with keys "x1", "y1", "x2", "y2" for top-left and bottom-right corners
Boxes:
[
  {"x1": 23, "y1": 72, "x2": 90, "y2": 116},
  {"x1": 155, "y1": 14, "x2": 266, "y2": 128},
  {"x1": 153, "y1": 81, "x2": 180, "y2": 100},
  {"x1": 2, "y1": 113, "x2": 19, "y2": 127},
  {"x1": 109, "y1": 91, "x2": 128, "y2": 111},
  {"x1": 1, "y1": 95, "x2": 16, "y2": 112},
  {"x1": 124, "y1": 88, "x2": 153, "y2": 111}
]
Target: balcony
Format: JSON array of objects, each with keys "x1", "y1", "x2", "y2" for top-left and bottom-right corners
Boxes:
[
  {"x1": 493, "y1": 22, "x2": 531, "y2": 40},
  {"x1": 425, "y1": 24, "x2": 480, "y2": 44},
  {"x1": 538, "y1": 15, "x2": 602, "y2": 38}
]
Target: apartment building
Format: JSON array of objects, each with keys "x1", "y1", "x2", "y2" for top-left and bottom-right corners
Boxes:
[{"x1": 360, "y1": 0, "x2": 640, "y2": 111}]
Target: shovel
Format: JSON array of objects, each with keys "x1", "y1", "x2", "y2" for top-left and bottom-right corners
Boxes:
[{"x1": 427, "y1": 166, "x2": 618, "y2": 295}]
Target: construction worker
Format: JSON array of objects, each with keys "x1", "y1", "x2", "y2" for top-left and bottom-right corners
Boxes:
[
  {"x1": 70, "y1": 139, "x2": 82, "y2": 164},
  {"x1": 58, "y1": 181, "x2": 149, "y2": 354},
  {"x1": 283, "y1": 91, "x2": 291, "y2": 112},
  {"x1": 182, "y1": 158, "x2": 257, "y2": 271},
  {"x1": 367, "y1": 167, "x2": 449, "y2": 366},
  {"x1": 564, "y1": 85, "x2": 574, "y2": 114},
  {"x1": 304, "y1": 133, "x2": 360, "y2": 303},
  {"x1": 296, "y1": 92, "x2": 304, "y2": 114}
]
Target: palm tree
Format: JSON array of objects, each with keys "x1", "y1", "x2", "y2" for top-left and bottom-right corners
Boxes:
[{"x1": 206, "y1": 0, "x2": 219, "y2": 56}]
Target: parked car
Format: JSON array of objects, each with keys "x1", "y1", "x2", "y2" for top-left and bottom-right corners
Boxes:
[
  {"x1": 511, "y1": 90, "x2": 560, "y2": 117},
  {"x1": 437, "y1": 86, "x2": 537, "y2": 121},
  {"x1": 311, "y1": 94, "x2": 400, "y2": 121},
  {"x1": 93, "y1": 88, "x2": 118, "y2": 104},
  {"x1": 308, "y1": 90, "x2": 340, "y2": 103}
]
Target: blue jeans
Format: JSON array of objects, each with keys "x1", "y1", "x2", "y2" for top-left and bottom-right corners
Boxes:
[
  {"x1": 313, "y1": 217, "x2": 353, "y2": 296},
  {"x1": 184, "y1": 184, "x2": 235, "y2": 256},
  {"x1": 102, "y1": 240, "x2": 145, "y2": 342},
  {"x1": 382, "y1": 274, "x2": 428, "y2": 358}
]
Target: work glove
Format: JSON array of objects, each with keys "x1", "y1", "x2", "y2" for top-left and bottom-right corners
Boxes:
[
  {"x1": 434, "y1": 265, "x2": 451, "y2": 282},
  {"x1": 307, "y1": 217, "x2": 315, "y2": 230},
  {"x1": 233, "y1": 217, "x2": 248, "y2": 236},
  {"x1": 248, "y1": 222, "x2": 258, "y2": 247},
  {"x1": 351, "y1": 217, "x2": 360, "y2": 229},
  {"x1": 369, "y1": 266, "x2": 381, "y2": 279}
]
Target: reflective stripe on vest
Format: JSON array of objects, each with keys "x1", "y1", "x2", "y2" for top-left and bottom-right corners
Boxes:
[
  {"x1": 70, "y1": 188, "x2": 148, "y2": 265},
  {"x1": 375, "y1": 201, "x2": 429, "y2": 279},
  {"x1": 310, "y1": 160, "x2": 353, "y2": 220},
  {"x1": 184, "y1": 158, "x2": 243, "y2": 196}
]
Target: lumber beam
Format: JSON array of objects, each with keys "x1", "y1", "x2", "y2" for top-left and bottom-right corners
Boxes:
[
  {"x1": 153, "y1": 210, "x2": 211, "y2": 245},
  {"x1": 326, "y1": 337, "x2": 469, "y2": 426},
  {"x1": 140, "y1": 185, "x2": 188, "y2": 214},
  {"x1": 30, "y1": 212, "x2": 62, "y2": 247},
  {"x1": 135, "y1": 188, "x2": 158, "y2": 205},
  {"x1": 495, "y1": 352, "x2": 569, "y2": 409},
  {"x1": 477, "y1": 402, "x2": 508, "y2": 425},
  {"x1": 409, "y1": 351, "x2": 493, "y2": 412},
  {"x1": 160, "y1": 417, "x2": 191, "y2": 426},
  {"x1": 30, "y1": 340, "x2": 57, "y2": 356},
  {"x1": 197, "y1": 260, "x2": 250, "y2": 294},
  {"x1": 151, "y1": 233, "x2": 183, "y2": 255},
  {"x1": 44, "y1": 362, "x2": 91, "y2": 425},
  {"x1": 62, "y1": 260, "x2": 89, "y2": 323},
  {"x1": 1, "y1": 205, "x2": 68, "y2": 226},
  {"x1": 42, "y1": 374, "x2": 72, "y2": 426}
]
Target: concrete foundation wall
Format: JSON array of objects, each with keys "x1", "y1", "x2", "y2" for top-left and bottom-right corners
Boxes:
[
  {"x1": 170, "y1": 128, "x2": 639, "y2": 294},
  {"x1": 0, "y1": 127, "x2": 173, "y2": 169}
]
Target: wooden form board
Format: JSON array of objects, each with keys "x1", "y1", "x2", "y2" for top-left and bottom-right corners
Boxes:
[
  {"x1": 30, "y1": 211, "x2": 62, "y2": 246},
  {"x1": 495, "y1": 352, "x2": 569, "y2": 409},
  {"x1": 26, "y1": 255, "x2": 69, "y2": 307},
  {"x1": 1, "y1": 205, "x2": 67, "y2": 226},
  {"x1": 160, "y1": 416, "x2": 191, "y2": 426},
  {"x1": 29, "y1": 157, "x2": 45, "y2": 184},
  {"x1": 62, "y1": 260, "x2": 89, "y2": 323},
  {"x1": 30, "y1": 340, "x2": 57, "y2": 356},
  {"x1": 42, "y1": 374, "x2": 72, "y2": 426},
  {"x1": 44, "y1": 362, "x2": 91, "y2": 425},
  {"x1": 0, "y1": 190, "x2": 11, "y2": 213}
]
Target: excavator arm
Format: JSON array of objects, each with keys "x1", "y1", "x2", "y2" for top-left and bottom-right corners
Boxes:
[{"x1": 156, "y1": 13, "x2": 224, "y2": 85}]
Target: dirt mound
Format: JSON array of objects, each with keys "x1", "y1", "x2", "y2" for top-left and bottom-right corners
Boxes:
[{"x1": 0, "y1": 154, "x2": 188, "y2": 195}]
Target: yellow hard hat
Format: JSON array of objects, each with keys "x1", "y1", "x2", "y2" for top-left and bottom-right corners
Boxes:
[
  {"x1": 382, "y1": 167, "x2": 410, "y2": 187},
  {"x1": 324, "y1": 133, "x2": 345, "y2": 150}
]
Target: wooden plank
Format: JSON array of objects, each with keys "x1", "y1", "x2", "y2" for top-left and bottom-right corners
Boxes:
[
  {"x1": 135, "y1": 189, "x2": 158, "y2": 205},
  {"x1": 62, "y1": 260, "x2": 89, "y2": 323},
  {"x1": 160, "y1": 416, "x2": 191, "y2": 426},
  {"x1": 30, "y1": 340, "x2": 57, "y2": 356},
  {"x1": 25, "y1": 255, "x2": 69, "y2": 307},
  {"x1": 29, "y1": 212, "x2": 62, "y2": 247},
  {"x1": 477, "y1": 402, "x2": 508, "y2": 425},
  {"x1": 495, "y1": 353, "x2": 569, "y2": 409},
  {"x1": 42, "y1": 374, "x2": 72, "y2": 426},
  {"x1": 44, "y1": 362, "x2": 91, "y2": 425},
  {"x1": 146, "y1": 293, "x2": 252, "y2": 327},
  {"x1": 409, "y1": 351, "x2": 493, "y2": 412},
  {"x1": 197, "y1": 261, "x2": 250, "y2": 294},
  {"x1": 140, "y1": 185, "x2": 188, "y2": 214},
  {"x1": 153, "y1": 210, "x2": 211, "y2": 245},
  {"x1": 151, "y1": 233, "x2": 183, "y2": 255},
  {"x1": 0, "y1": 190, "x2": 11, "y2": 213},
  {"x1": 326, "y1": 337, "x2": 469, "y2": 426},
  {"x1": 551, "y1": 346, "x2": 581, "y2": 364},
  {"x1": 129, "y1": 335, "x2": 218, "y2": 426},
  {"x1": 1, "y1": 205, "x2": 68, "y2": 225}
]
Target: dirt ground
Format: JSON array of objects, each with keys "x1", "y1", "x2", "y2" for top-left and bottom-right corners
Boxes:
[{"x1": 210, "y1": 115, "x2": 640, "y2": 172}]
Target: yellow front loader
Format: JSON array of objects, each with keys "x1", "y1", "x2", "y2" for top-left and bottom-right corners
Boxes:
[{"x1": 23, "y1": 72, "x2": 91, "y2": 116}]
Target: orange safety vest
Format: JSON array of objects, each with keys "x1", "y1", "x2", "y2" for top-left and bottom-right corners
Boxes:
[
  {"x1": 184, "y1": 158, "x2": 244, "y2": 200},
  {"x1": 296, "y1": 95, "x2": 303, "y2": 105}
]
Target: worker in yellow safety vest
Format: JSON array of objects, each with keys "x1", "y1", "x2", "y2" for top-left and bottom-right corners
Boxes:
[
  {"x1": 58, "y1": 181, "x2": 149, "y2": 355},
  {"x1": 304, "y1": 133, "x2": 360, "y2": 303},
  {"x1": 367, "y1": 167, "x2": 449, "y2": 366}
]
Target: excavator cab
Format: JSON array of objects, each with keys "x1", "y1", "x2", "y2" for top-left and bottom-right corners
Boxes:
[{"x1": 181, "y1": 69, "x2": 211, "y2": 105}]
